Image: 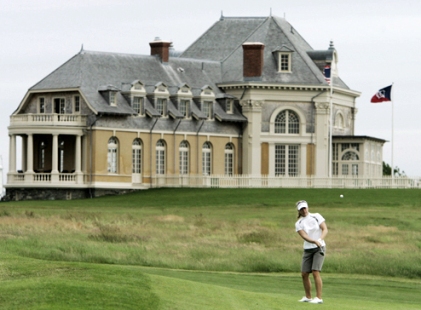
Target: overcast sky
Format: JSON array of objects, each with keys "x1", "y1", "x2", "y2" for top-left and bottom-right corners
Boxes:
[{"x1": 1, "y1": 0, "x2": 420, "y2": 186}]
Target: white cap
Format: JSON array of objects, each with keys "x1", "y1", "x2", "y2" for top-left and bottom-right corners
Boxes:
[{"x1": 296, "y1": 200, "x2": 308, "y2": 211}]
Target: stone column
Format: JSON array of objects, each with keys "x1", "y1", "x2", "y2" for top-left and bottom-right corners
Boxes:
[
  {"x1": 314, "y1": 102, "x2": 330, "y2": 177},
  {"x1": 240, "y1": 99, "x2": 263, "y2": 175},
  {"x1": 8, "y1": 134, "x2": 16, "y2": 173},
  {"x1": 51, "y1": 134, "x2": 59, "y2": 183},
  {"x1": 75, "y1": 134, "x2": 84, "y2": 183},
  {"x1": 27, "y1": 134, "x2": 34, "y2": 173}
]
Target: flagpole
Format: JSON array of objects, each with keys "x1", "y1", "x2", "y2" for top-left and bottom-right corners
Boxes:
[
  {"x1": 391, "y1": 82, "x2": 394, "y2": 183},
  {"x1": 328, "y1": 79, "x2": 333, "y2": 178}
]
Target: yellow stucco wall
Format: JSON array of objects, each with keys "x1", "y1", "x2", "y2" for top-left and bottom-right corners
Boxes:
[{"x1": 87, "y1": 129, "x2": 241, "y2": 183}]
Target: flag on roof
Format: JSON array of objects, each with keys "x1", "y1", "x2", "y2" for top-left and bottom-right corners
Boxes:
[
  {"x1": 371, "y1": 85, "x2": 392, "y2": 103},
  {"x1": 323, "y1": 65, "x2": 331, "y2": 85}
]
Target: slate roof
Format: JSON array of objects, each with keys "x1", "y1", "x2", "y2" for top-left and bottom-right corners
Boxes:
[
  {"x1": 181, "y1": 16, "x2": 349, "y2": 88},
  {"x1": 25, "y1": 15, "x2": 353, "y2": 118}
]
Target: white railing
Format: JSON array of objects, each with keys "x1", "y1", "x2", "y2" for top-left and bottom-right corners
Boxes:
[
  {"x1": 7, "y1": 172, "x2": 421, "y2": 189},
  {"x1": 150, "y1": 175, "x2": 421, "y2": 189},
  {"x1": 10, "y1": 114, "x2": 87, "y2": 127},
  {"x1": 8, "y1": 172, "x2": 82, "y2": 184}
]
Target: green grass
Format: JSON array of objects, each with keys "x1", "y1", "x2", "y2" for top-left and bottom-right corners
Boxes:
[
  {"x1": 0, "y1": 188, "x2": 420, "y2": 309},
  {"x1": 0, "y1": 253, "x2": 420, "y2": 309}
]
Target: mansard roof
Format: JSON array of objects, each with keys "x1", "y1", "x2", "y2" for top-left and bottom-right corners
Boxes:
[
  {"x1": 24, "y1": 15, "x2": 354, "y2": 116},
  {"x1": 29, "y1": 50, "x2": 223, "y2": 115},
  {"x1": 181, "y1": 16, "x2": 349, "y2": 88}
]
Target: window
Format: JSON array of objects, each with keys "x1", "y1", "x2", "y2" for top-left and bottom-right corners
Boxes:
[
  {"x1": 179, "y1": 100, "x2": 189, "y2": 118},
  {"x1": 156, "y1": 140, "x2": 166, "y2": 175},
  {"x1": 224, "y1": 143, "x2": 234, "y2": 175},
  {"x1": 280, "y1": 54, "x2": 290, "y2": 71},
  {"x1": 226, "y1": 100, "x2": 233, "y2": 114},
  {"x1": 110, "y1": 92, "x2": 117, "y2": 106},
  {"x1": 59, "y1": 140, "x2": 64, "y2": 172},
  {"x1": 342, "y1": 164, "x2": 349, "y2": 175},
  {"x1": 132, "y1": 139, "x2": 142, "y2": 174},
  {"x1": 342, "y1": 151, "x2": 359, "y2": 161},
  {"x1": 179, "y1": 141, "x2": 189, "y2": 175},
  {"x1": 341, "y1": 143, "x2": 350, "y2": 152},
  {"x1": 39, "y1": 98, "x2": 45, "y2": 114},
  {"x1": 39, "y1": 141, "x2": 46, "y2": 170},
  {"x1": 54, "y1": 98, "x2": 65, "y2": 114},
  {"x1": 275, "y1": 144, "x2": 299, "y2": 176},
  {"x1": 74, "y1": 96, "x2": 80, "y2": 113},
  {"x1": 156, "y1": 98, "x2": 167, "y2": 116},
  {"x1": 202, "y1": 142, "x2": 212, "y2": 175},
  {"x1": 275, "y1": 110, "x2": 299, "y2": 134},
  {"x1": 107, "y1": 137, "x2": 118, "y2": 173},
  {"x1": 203, "y1": 101, "x2": 213, "y2": 119},
  {"x1": 132, "y1": 97, "x2": 144, "y2": 115}
]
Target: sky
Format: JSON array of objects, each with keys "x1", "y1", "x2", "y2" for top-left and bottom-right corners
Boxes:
[{"x1": 1, "y1": 0, "x2": 420, "y2": 190}]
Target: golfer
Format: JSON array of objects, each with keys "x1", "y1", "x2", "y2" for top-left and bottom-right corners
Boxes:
[{"x1": 295, "y1": 200, "x2": 328, "y2": 304}]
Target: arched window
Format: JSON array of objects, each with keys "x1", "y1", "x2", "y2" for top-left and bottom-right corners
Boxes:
[
  {"x1": 202, "y1": 142, "x2": 212, "y2": 175},
  {"x1": 107, "y1": 137, "x2": 118, "y2": 173},
  {"x1": 156, "y1": 139, "x2": 166, "y2": 175},
  {"x1": 132, "y1": 138, "x2": 142, "y2": 174},
  {"x1": 224, "y1": 143, "x2": 234, "y2": 175},
  {"x1": 275, "y1": 110, "x2": 299, "y2": 134},
  {"x1": 341, "y1": 151, "x2": 359, "y2": 176},
  {"x1": 179, "y1": 140, "x2": 189, "y2": 175},
  {"x1": 342, "y1": 151, "x2": 359, "y2": 161}
]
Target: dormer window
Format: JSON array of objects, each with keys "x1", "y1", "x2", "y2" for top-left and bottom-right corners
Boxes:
[
  {"x1": 110, "y1": 92, "x2": 117, "y2": 106},
  {"x1": 203, "y1": 101, "x2": 213, "y2": 120},
  {"x1": 174, "y1": 84, "x2": 193, "y2": 119},
  {"x1": 226, "y1": 99, "x2": 234, "y2": 114},
  {"x1": 132, "y1": 97, "x2": 144, "y2": 115},
  {"x1": 179, "y1": 99, "x2": 190, "y2": 118},
  {"x1": 273, "y1": 45, "x2": 294, "y2": 73},
  {"x1": 197, "y1": 86, "x2": 215, "y2": 120},
  {"x1": 98, "y1": 85, "x2": 120, "y2": 106},
  {"x1": 280, "y1": 53, "x2": 291, "y2": 72},
  {"x1": 156, "y1": 98, "x2": 167, "y2": 116}
]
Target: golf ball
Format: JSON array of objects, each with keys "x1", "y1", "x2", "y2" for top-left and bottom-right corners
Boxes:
[{"x1": 340, "y1": 195, "x2": 344, "y2": 198}]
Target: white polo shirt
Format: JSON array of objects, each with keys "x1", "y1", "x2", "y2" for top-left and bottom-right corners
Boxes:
[{"x1": 295, "y1": 212, "x2": 326, "y2": 249}]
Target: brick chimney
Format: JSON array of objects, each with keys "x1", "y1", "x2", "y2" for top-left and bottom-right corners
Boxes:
[
  {"x1": 242, "y1": 42, "x2": 265, "y2": 78},
  {"x1": 149, "y1": 38, "x2": 172, "y2": 63}
]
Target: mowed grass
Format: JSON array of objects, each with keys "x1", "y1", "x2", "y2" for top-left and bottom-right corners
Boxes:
[{"x1": 0, "y1": 188, "x2": 420, "y2": 309}]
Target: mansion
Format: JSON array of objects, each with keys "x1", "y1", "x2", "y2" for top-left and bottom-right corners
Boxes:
[{"x1": 5, "y1": 15, "x2": 385, "y2": 200}]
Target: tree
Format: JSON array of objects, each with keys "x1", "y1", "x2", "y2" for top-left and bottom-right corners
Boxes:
[{"x1": 382, "y1": 162, "x2": 406, "y2": 176}]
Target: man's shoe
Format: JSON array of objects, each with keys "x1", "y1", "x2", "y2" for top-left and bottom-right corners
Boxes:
[
  {"x1": 309, "y1": 297, "x2": 323, "y2": 304},
  {"x1": 298, "y1": 297, "x2": 312, "y2": 302}
]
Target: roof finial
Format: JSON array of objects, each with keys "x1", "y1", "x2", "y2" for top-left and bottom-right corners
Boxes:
[
  {"x1": 80, "y1": 44, "x2": 84, "y2": 53},
  {"x1": 270, "y1": 8, "x2": 272, "y2": 16},
  {"x1": 329, "y1": 40, "x2": 335, "y2": 50},
  {"x1": 220, "y1": 11, "x2": 224, "y2": 20}
]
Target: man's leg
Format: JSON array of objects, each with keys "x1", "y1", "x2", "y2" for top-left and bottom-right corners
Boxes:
[
  {"x1": 301, "y1": 272, "x2": 312, "y2": 298},
  {"x1": 312, "y1": 270, "x2": 323, "y2": 299}
]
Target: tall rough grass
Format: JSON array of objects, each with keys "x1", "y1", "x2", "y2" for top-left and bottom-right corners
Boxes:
[{"x1": 1, "y1": 188, "x2": 420, "y2": 278}]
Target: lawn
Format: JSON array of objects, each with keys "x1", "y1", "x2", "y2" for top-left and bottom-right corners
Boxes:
[{"x1": 0, "y1": 188, "x2": 420, "y2": 309}]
